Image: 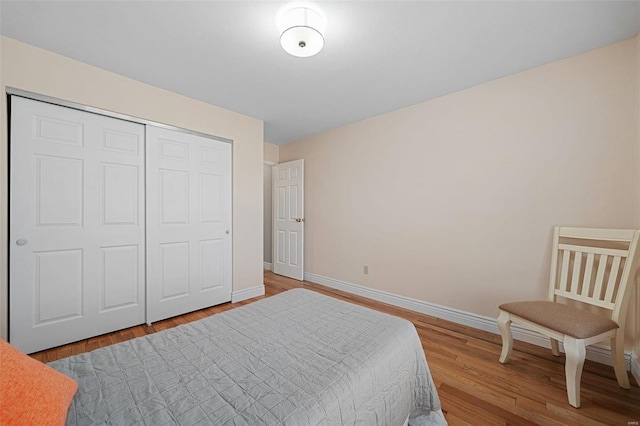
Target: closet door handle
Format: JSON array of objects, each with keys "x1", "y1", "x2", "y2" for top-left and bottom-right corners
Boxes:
[
  {"x1": 16, "y1": 238, "x2": 28, "y2": 246},
  {"x1": 225, "y1": 230, "x2": 230, "y2": 234}
]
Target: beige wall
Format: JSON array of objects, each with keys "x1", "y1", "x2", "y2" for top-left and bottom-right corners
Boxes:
[
  {"x1": 0, "y1": 36, "x2": 265, "y2": 340},
  {"x1": 264, "y1": 142, "x2": 280, "y2": 164},
  {"x1": 280, "y1": 37, "x2": 640, "y2": 350}
]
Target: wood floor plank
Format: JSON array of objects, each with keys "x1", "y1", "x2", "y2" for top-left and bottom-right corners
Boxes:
[
  {"x1": 544, "y1": 402, "x2": 619, "y2": 426},
  {"x1": 438, "y1": 383, "x2": 509, "y2": 425},
  {"x1": 444, "y1": 412, "x2": 476, "y2": 426},
  {"x1": 28, "y1": 270, "x2": 640, "y2": 425}
]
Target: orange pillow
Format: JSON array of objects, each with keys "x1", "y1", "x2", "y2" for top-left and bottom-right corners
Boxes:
[{"x1": 0, "y1": 339, "x2": 77, "y2": 425}]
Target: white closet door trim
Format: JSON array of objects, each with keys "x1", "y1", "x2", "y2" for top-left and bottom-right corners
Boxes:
[{"x1": 7, "y1": 88, "x2": 233, "y2": 144}]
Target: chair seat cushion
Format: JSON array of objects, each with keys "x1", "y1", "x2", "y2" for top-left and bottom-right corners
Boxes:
[{"x1": 499, "y1": 301, "x2": 618, "y2": 339}]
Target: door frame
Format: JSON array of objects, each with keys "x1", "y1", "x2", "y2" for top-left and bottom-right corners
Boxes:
[{"x1": 263, "y1": 160, "x2": 277, "y2": 271}]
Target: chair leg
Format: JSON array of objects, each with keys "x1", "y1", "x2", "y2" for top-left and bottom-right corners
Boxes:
[
  {"x1": 564, "y1": 336, "x2": 586, "y2": 408},
  {"x1": 611, "y1": 332, "x2": 630, "y2": 389},
  {"x1": 550, "y1": 338, "x2": 560, "y2": 356},
  {"x1": 497, "y1": 310, "x2": 513, "y2": 363}
]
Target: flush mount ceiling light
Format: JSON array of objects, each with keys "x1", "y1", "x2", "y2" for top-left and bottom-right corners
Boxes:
[{"x1": 278, "y1": 6, "x2": 326, "y2": 58}]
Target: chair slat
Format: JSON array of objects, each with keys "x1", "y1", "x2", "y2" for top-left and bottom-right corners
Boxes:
[
  {"x1": 581, "y1": 252, "x2": 595, "y2": 297},
  {"x1": 593, "y1": 254, "x2": 608, "y2": 300},
  {"x1": 554, "y1": 290, "x2": 616, "y2": 310},
  {"x1": 604, "y1": 256, "x2": 622, "y2": 303},
  {"x1": 559, "y1": 249, "x2": 571, "y2": 292},
  {"x1": 569, "y1": 250, "x2": 582, "y2": 294},
  {"x1": 557, "y1": 227, "x2": 637, "y2": 241},
  {"x1": 557, "y1": 243, "x2": 628, "y2": 258}
]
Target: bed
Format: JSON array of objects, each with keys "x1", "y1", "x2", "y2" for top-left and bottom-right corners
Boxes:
[{"x1": 49, "y1": 289, "x2": 446, "y2": 425}]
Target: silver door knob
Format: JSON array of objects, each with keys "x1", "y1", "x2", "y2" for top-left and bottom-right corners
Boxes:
[
  {"x1": 225, "y1": 230, "x2": 230, "y2": 234},
  {"x1": 16, "y1": 238, "x2": 28, "y2": 246}
]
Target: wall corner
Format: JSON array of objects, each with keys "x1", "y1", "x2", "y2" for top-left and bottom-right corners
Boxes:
[
  {"x1": 635, "y1": 32, "x2": 640, "y2": 366},
  {"x1": 264, "y1": 141, "x2": 279, "y2": 164},
  {"x1": 632, "y1": 352, "x2": 640, "y2": 387},
  {"x1": 1, "y1": 37, "x2": 8, "y2": 342}
]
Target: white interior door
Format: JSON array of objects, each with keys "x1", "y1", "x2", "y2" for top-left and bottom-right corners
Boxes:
[
  {"x1": 146, "y1": 126, "x2": 232, "y2": 323},
  {"x1": 273, "y1": 160, "x2": 304, "y2": 280},
  {"x1": 9, "y1": 97, "x2": 145, "y2": 354}
]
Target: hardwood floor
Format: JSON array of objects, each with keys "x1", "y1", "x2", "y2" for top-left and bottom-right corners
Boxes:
[{"x1": 32, "y1": 271, "x2": 640, "y2": 425}]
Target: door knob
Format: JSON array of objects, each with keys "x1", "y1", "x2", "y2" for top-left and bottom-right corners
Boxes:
[
  {"x1": 225, "y1": 229, "x2": 230, "y2": 234},
  {"x1": 295, "y1": 218, "x2": 304, "y2": 223},
  {"x1": 16, "y1": 238, "x2": 28, "y2": 246}
]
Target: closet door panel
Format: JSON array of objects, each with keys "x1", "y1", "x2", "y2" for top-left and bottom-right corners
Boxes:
[
  {"x1": 34, "y1": 249, "x2": 83, "y2": 323},
  {"x1": 146, "y1": 126, "x2": 232, "y2": 323},
  {"x1": 102, "y1": 163, "x2": 139, "y2": 225},
  {"x1": 100, "y1": 245, "x2": 140, "y2": 311},
  {"x1": 200, "y1": 239, "x2": 224, "y2": 290},
  {"x1": 160, "y1": 241, "x2": 190, "y2": 299},
  {"x1": 9, "y1": 97, "x2": 145, "y2": 354}
]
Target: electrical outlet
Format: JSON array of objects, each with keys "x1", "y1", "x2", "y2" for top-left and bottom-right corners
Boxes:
[{"x1": 363, "y1": 265, "x2": 369, "y2": 275}]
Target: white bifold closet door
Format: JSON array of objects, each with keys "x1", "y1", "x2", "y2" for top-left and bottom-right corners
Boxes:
[
  {"x1": 10, "y1": 97, "x2": 146, "y2": 354},
  {"x1": 146, "y1": 126, "x2": 232, "y2": 324}
]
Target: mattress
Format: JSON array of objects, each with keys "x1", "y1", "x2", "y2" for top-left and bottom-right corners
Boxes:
[{"x1": 49, "y1": 289, "x2": 446, "y2": 425}]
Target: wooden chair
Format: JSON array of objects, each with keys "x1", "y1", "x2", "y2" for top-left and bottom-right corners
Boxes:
[{"x1": 497, "y1": 226, "x2": 640, "y2": 408}]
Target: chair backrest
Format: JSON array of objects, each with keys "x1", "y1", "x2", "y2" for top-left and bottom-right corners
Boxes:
[{"x1": 548, "y1": 226, "x2": 640, "y2": 323}]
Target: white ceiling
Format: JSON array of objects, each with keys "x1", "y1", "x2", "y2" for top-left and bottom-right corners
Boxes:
[{"x1": 1, "y1": 1, "x2": 639, "y2": 145}]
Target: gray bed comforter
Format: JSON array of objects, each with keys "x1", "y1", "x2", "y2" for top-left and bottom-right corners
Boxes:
[{"x1": 50, "y1": 289, "x2": 446, "y2": 425}]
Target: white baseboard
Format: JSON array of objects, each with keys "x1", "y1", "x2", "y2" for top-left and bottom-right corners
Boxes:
[
  {"x1": 263, "y1": 262, "x2": 272, "y2": 271},
  {"x1": 632, "y1": 352, "x2": 640, "y2": 387},
  {"x1": 304, "y1": 272, "x2": 632, "y2": 370},
  {"x1": 231, "y1": 285, "x2": 265, "y2": 303}
]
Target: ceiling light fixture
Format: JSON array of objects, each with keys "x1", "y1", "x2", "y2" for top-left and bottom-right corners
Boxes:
[{"x1": 278, "y1": 5, "x2": 326, "y2": 58}]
